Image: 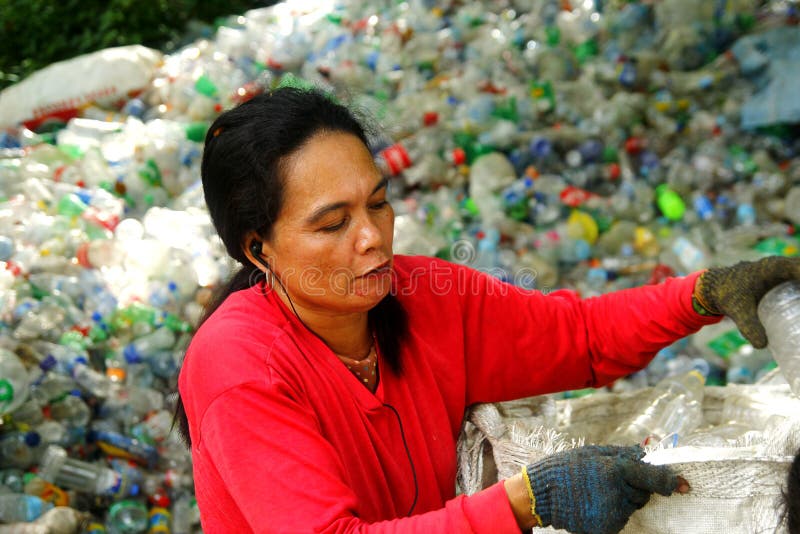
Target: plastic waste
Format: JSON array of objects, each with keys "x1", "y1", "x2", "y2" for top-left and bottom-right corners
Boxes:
[
  {"x1": 757, "y1": 281, "x2": 800, "y2": 395},
  {"x1": 0, "y1": 348, "x2": 30, "y2": 415},
  {"x1": 0, "y1": 493, "x2": 53, "y2": 522},
  {"x1": 38, "y1": 445, "x2": 140, "y2": 498},
  {"x1": 0, "y1": 0, "x2": 799, "y2": 527},
  {"x1": 607, "y1": 371, "x2": 706, "y2": 446},
  {"x1": 106, "y1": 499, "x2": 149, "y2": 534}
]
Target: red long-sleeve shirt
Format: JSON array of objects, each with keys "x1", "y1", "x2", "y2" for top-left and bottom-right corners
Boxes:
[{"x1": 178, "y1": 255, "x2": 719, "y2": 533}]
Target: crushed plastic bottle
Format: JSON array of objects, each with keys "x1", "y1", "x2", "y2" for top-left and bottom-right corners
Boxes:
[
  {"x1": 757, "y1": 281, "x2": 800, "y2": 395},
  {"x1": 607, "y1": 370, "x2": 706, "y2": 446}
]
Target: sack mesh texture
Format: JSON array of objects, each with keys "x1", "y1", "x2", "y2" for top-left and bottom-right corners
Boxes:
[{"x1": 457, "y1": 377, "x2": 800, "y2": 533}]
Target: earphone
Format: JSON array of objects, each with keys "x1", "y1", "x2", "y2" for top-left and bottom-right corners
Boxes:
[
  {"x1": 248, "y1": 239, "x2": 418, "y2": 516},
  {"x1": 383, "y1": 403, "x2": 419, "y2": 516},
  {"x1": 250, "y1": 240, "x2": 265, "y2": 261}
]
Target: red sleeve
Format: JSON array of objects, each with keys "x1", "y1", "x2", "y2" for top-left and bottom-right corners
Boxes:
[
  {"x1": 199, "y1": 375, "x2": 521, "y2": 533},
  {"x1": 456, "y1": 267, "x2": 721, "y2": 404}
]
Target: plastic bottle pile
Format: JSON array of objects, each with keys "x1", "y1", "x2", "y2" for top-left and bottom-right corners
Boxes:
[{"x1": 1, "y1": 0, "x2": 800, "y2": 529}]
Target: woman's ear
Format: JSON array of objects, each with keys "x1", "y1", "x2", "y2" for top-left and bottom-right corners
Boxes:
[{"x1": 243, "y1": 232, "x2": 272, "y2": 270}]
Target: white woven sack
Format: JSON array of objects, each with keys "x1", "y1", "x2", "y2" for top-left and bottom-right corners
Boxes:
[
  {"x1": 0, "y1": 45, "x2": 162, "y2": 129},
  {"x1": 456, "y1": 383, "x2": 800, "y2": 533}
]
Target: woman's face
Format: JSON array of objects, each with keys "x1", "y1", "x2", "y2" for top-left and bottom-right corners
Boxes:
[{"x1": 262, "y1": 131, "x2": 395, "y2": 314}]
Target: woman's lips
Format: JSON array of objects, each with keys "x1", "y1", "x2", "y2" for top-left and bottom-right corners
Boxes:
[{"x1": 358, "y1": 260, "x2": 391, "y2": 278}]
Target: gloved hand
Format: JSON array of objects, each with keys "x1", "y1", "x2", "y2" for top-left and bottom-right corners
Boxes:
[
  {"x1": 694, "y1": 256, "x2": 800, "y2": 348},
  {"x1": 523, "y1": 445, "x2": 681, "y2": 534}
]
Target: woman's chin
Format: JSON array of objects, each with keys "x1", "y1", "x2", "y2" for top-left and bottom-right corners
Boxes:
[{"x1": 351, "y1": 270, "x2": 393, "y2": 300}]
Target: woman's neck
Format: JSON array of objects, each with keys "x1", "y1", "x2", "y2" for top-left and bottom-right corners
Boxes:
[{"x1": 276, "y1": 290, "x2": 372, "y2": 358}]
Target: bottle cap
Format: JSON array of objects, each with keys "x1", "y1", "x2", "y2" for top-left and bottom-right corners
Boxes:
[
  {"x1": 24, "y1": 431, "x2": 41, "y2": 447},
  {"x1": 123, "y1": 344, "x2": 140, "y2": 363},
  {"x1": 39, "y1": 355, "x2": 57, "y2": 372},
  {"x1": 185, "y1": 122, "x2": 209, "y2": 143}
]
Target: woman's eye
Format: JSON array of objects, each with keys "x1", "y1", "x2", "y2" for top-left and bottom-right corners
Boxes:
[
  {"x1": 370, "y1": 200, "x2": 389, "y2": 210},
  {"x1": 320, "y1": 219, "x2": 346, "y2": 233}
]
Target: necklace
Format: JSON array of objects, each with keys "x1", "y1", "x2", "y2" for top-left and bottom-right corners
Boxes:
[{"x1": 334, "y1": 336, "x2": 378, "y2": 389}]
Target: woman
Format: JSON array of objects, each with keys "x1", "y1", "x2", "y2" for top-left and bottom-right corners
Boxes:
[{"x1": 176, "y1": 87, "x2": 800, "y2": 533}]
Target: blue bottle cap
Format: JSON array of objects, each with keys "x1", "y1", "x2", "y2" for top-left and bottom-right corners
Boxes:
[
  {"x1": 123, "y1": 344, "x2": 140, "y2": 363},
  {"x1": 24, "y1": 431, "x2": 41, "y2": 447},
  {"x1": 76, "y1": 190, "x2": 92, "y2": 205},
  {"x1": 39, "y1": 355, "x2": 57, "y2": 372}
]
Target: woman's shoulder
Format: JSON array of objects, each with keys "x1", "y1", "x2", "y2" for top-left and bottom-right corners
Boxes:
[{"x1": 180, "y1": 287, "x2": 293, "y2": 401}]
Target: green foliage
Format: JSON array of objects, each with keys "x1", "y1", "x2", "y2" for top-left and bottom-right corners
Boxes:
[{"x1": 0, "y1": 0, "x2": 264, "y2": 90}]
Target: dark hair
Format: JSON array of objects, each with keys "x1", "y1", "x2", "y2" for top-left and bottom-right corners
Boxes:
[
  {"x1": 785, "y1": 447, "x2": 800, "y2": 534},
  {"x1": 174, "y1": 87, "x2": 407, "y2": 446}
]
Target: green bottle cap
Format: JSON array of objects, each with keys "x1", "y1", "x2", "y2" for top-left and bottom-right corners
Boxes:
[
  {"x1": 545, "y1": 26, "x2": 560, "y2": 46},
  {"x1": 655, "y1": 184, "x2": 685, "y2": 221},
  {"x1": 602, "y1": 146, "x2": 619, "y2": 163},
  {"x1": 574, "y1": 39, "x2": 598, "y2": 63},
  {"x1": 461, "y1": 197, "x2": 480, "y2": 217},
  {"x1": 194, "y1": 75, "x2": 218, "y2": 98},
  {"x1": 491, "y1": 96, "x2": 518, "y2": 122},
  {"x1": 89, "y1": 324, "x2": 109, "y2": 342},
  {"x1": 185, "y1": 122, "x2": 209, "y2": 143},
  {"x1": 736, "y1": 13, "x2": 756, "y2": 31}
]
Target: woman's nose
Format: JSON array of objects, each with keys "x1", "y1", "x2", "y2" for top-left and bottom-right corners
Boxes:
[{"x1": 355, "y1": 216, "x2": 383, "y2": 254}]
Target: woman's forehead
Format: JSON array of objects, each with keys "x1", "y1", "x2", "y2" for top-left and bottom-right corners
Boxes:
[{"x1": 279, "y1": 132, "x2": 382, "y2": 216}]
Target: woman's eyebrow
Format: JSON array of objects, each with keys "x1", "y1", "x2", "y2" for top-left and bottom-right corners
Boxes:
[
  {"x1": 372, "y1": 177, "x2": 389, "y2": 195},
  {"x1": 306, "y1": 201, "x2": 348, "y2": 225},
  {"x1": 305, "y1": 178, "x2": 389, "y2": 225}
]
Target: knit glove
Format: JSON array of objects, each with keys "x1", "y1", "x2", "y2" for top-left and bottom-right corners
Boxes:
[
  {"x1": 523, "y1": 445, "x2": 678, "y2": 534},
  {"x1": 694, "y1": 256, "x2": 800, "y2": 348}
]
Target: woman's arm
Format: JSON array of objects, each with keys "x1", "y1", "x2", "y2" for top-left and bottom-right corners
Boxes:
[{"x1": 453, "y1": 264, "x2": 721, "y2": 404}]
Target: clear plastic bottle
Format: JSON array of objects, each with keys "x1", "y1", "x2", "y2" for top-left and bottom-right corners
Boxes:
[
  {"x1": 725, "y1": 345, "x2": 774, "y2": 385},
  {"x1": 106, "y1": 499, "x2": 149, "y2": 534},
  {"x1": 0, "y1": 493, "x2": 53, "y2": 522},
  {"x1": 0, "y1": 348, "x2": 31, "y2": 415},
  {"x1": 0, "y1": 431, "x2": 43, "y2": 469},
  {"x1": 38, "y1": 445, "x2": 139, "y2": 498},
  {"x1": 48, "y1": 391, "x2": 91, "y2": 428},
  {"x1": 607, "y1": 370, "x2": 706, "y2": 446},
  {"x1": 757, "y1": 281, "x2": 800, "y2": 395},
  {"x1": 123, "y1": 328, "x2": 176, "y2": 363},
  {"x1": 784, "y1": 186, "x2": 800, "y2": 226},
  {"x1": 0, "y1": 468, "x2": 26, "y2": 493},
  {"x1": 376, "y1": 129, "x2": 448, "y2": 178}
]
